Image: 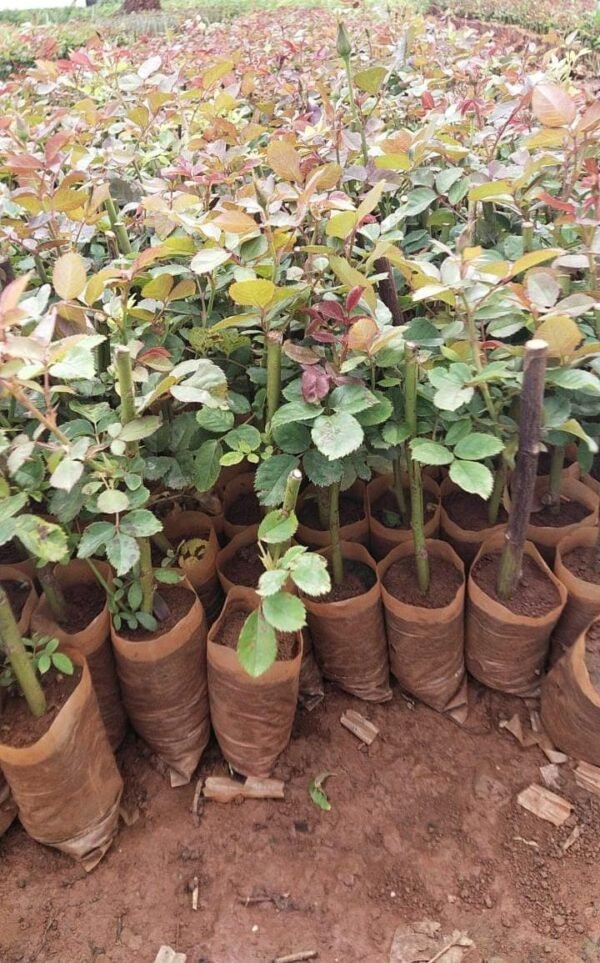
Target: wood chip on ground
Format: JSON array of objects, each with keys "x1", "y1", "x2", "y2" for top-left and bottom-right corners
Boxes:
[{"x1": 517, "y1": 784, "x2": 573, "y2": 826}]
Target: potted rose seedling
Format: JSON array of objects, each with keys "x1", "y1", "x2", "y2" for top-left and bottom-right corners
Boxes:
[
  {"x1": 208, "y1": 469, "x2": 330, "y2": 776},
  {"x1": 466, "y1": 340, "x2": 567, "y2": 696}
]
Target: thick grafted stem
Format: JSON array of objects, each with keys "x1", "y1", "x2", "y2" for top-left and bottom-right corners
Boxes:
[
  {"x1": 497, "y1": 339, "x2": 548, "y2": 600},
  {"x1": 272, "y1": 469, "x2": 302, "y2": 563},
  {"x1": 105, "y1": 195, "x2": 132, "y2": 256},
  {"x1": 0, "y1": 585, "x2": 46, "y2": 718},
  {"x1": 405, "y1": 343, "x2": 429, "y2": 593},
  {"x1": 392, "y1": 452, "x2": 408, "y2": 525},
  {"x1": 488, "y1": 458, "x2": 507, "y2": 526},
  {"x1": 38, "y1": 564, "x2": 68, "y2": 623},
  {"x1": 138, "y1": 538, "x2": 154, "y2": 615},
  {"x1": 329, "y1": 482, "x2": 344, "y2": 587},
  {"x1": 265, "y1": 330, "x2": 282, "y2": 439},
  {"x1": 374, "y1": 257, "x2": 403, "y2": 325}
]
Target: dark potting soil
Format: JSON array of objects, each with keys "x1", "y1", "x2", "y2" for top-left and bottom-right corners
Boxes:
[
  {"x1": 537, "y1": 452, "x2": 576, "y2": 476},
  {"x1": 0, "y1": 666, "x2": 82, "y2": 748},
  {"x1": 443, "y1": 489, "x2": 507, "y2": 531},
  {"x1": 471, "y1": 551, "x2": 560, "y2": 617},
  {"x1": 0, "y1": 541, "x2": 27, "y2": 565},
  {"x1": 55, "y1": 584, "x2": 106, "y2": 633},
  {"x1": 222, "y1": 544, "x2": 262, "y2": 588},
  {"x1": 1, "y1": 579, "x2": 30, "y2": 623},
  {"x1": 118, "y1": 585, "x2": 195, "y2": 642},
  {"x1": 299, "y1": 494, "x2": 364, "y2": 531},
  {"x1": 317, "y1": 560, "x2": 375, "y2": 603},
  {"x1": 585, "y1": 622, "x2": 600, "y2": 690},
  {"x1": 562, "y1": 546, "x2": 600, "y2": 586},
  {"x1": 373, "y1": 488, "x2": 435, "y2": 530},
  {"x1": 214, "y1": 608, "x2": 298, "y2": 661},
  {"x1": 529, "y1": 499, "x2": 590, "y2": 528},
  {"x1": 224, "y1": 492, "x2": 261, "y2": 526},
  {"x1": 382, "y1": 555, "x2": 461, "y2": 608}
]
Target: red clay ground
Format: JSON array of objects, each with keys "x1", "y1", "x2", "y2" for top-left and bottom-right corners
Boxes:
[{"x1": 1, "y1": 682, "x2": 599, "y2": 963}]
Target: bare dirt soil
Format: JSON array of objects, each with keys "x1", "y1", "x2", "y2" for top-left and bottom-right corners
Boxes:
[{"x1": 1, "y1": 682, "x2": 599, "y2": 963}]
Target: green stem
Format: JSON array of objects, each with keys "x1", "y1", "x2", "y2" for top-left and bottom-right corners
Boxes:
[
  {"x1": 488, "y1": 459, "x2": 506, "y2": 526},
  {"x1": 138, "y1": 538, "x2": 154, "y2": 615},
  {"x1": 265, "y1": 330, "x2": 282, "y2": 439},
  {"x1": 151, "y1": 531, "x2": 173, "y2": 555},
  {"x1": 0, "y1": 585, "x2": 46, "y2": 718},
  {"x1": 497, "y1": 339, "x2": 548, "y2": 600},
  {"x1": 272, "y1": 468, "x2": 302, "y2": 564},
  {"x1": 405, "y1": 343, "x2": 429, "y2": 593},
  {"x1": 329, "y1": 482, "x2": 344, "y2": 587},
  {"x1": 344, "y1": 58, "x2": 368, "y2": 167},
  {"x1": 548, "y1": 444, "x2": 565, "y2": 516},
  {"x1": 115, "y1": 345, "x2": 137, "y2": 456},
  {"x1": 410, "y1": 459, "x2": 429, "y2": 594},
  {"x1": 105, "y1": 195, "x2": 132, "y2": 256},
  {"x1": 33, "y1": 254, "x2": 49, "y2": 284},
  {"x1": 38, "y1": 564, "x2": 68, "y2": 623},
  {"x1": 464, "y1": 303, "x2": 496, "y2": 421},
  {"x1": 522, "y1": 220, "x2": 534, "y2": 253},
  {"x1": 392, "y1": 453, "x2": 408, "y2": 525},
  {"x1": 317, "y1": 488, "x2": 330, "y2": 530}
]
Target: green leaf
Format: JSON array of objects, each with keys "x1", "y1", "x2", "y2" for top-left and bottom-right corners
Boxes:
[
  {"x1": 49, "y1": 457, "x2": 84, "y2": 492},
  {"x1": 546, "y1": 369, "x2": 600, "y2": 394},
  {"x1": 119, "y1": 416, "x2": 162, "y2": 442},
  {"x1": 137, "y1": 611, "x2": 158, "y2": 631},
  {"x1": 154, "y1": 568, "x2": 182, "y2": 584},
  {"x1": 309, "y1": 771, "x2": 334, "y2": 812},
  {"x1": 402, "y1": 187, "x2": 437, "y2": 217},
  {"x1": 51, "y1": 652, "x2": 74, "y2": 675},
  {"x1": 0, "y1": 493, "x2": 28, "y2": 519},
  {"x1": 445, "y1": 418, "x2": 472, "y2": 446},
  {"x1": 97, "y1": 489, "x2": 130, "y2": 514},
  {"x1": 190, "y1": 247, "x2": 231, "y2": 274},
  {"x1": 194, "y1": 440, "x2": 223, "y2": 492},
  {"x1": 18, "y1": 516, "x2": 68, "y2": 563},
  {"x1": 220, "y1": 450, "x2": 245, "y2": 466},
  {"x1": 428, "y1": 367, "x2": 474, "y2": 412},
  {"x1": 272, "y1": 422, "x2": 311, "y2": 454},
  {"x1": 329, "y1": 384, "x2": 378, "y2": 415},
  {"x1": 106, "y1": 532, "x2": 140, "y2": 577},
  {"x1": 237, "y1": 608, "x2": 278, "y2": 677},
  {"x1": 303, "y1": 450, "x2": 345, "y2": 487},
  {"x1": 449, "y1": 460, "x2": 494, "y2": 499},
  {"x1": 312, "y1": 413, "x2": 364, "y2": 460},
  {"x1": 195, "y1": 408, "x2": 235, "y2": 433},
  {"x1": 382, "y1": 422, "x2": 411, "y2": 446},
  {"x1": 255, "y1": 455, "x2": 300, "y2": 506},
  {"x1": 257, "y1": 569, "x2": 289, "y2": 597},
  {"x1": 271, "y1": 400, "x2": 321, "y2": 429},
  {"x1": 224, "y1": 424, "x2": 262, "y2": 452},
  {"x1": 128, "y1": 581, "x2": 143, "y2": 611},
  {"x1": 258, "y1": 509, "x2": 298, "y2": 544},
  {"x1": 355, "y1": 393, "x2": 393, "y2": 427},
  {"x1": 454, "y1": 432, "x2": 504, "y2": 461},
  {"x1": 37, "y1": 653, "x2": 51, "y2": 674},
  {"x1": 120, "y1": 510, "x2": 163, "y2": 538},
  {"x1": 290, "y1": 553, "x2": 331, "y2": 597},
  {"x1": 77, "y1": 521, "x2": 115, "y2": 557},
  {"x1": 262, "y1": 591, "x2": 306, "y2": 631},
  {"x1": 409, "y1": 439, "x2": 453, "y2": 466}
]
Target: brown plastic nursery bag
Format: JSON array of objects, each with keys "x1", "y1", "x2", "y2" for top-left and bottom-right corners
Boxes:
[
  {"x1": 0, "y1": 565, "x2": 37, "y2": 837},
  {"x1": 297, "y1": 481, "x2": 369, "y2": 550},
  {"x1": 216, "y1": 524, "x2": 260, "y2": 594},
  {"x1": 551, "y1": 529, "x2": 600, "y2": 662},
  {"x1": 0, "y1": 651, "x2": 123, "y2": 870},
  {"x1": 541, "y1": 624, "x2": 600, "y2": 766},
  {"x1": 162, "y1": 510, "x2": 223, "y2": 625},
  {"x1": 31, "y1": 559, "x2": 126, "y2": 751},
  {"x1": 466, "y1": 532, "x2": 567, "y2": 697},
  {"x1": 526, "y1": 476, "x2": 598, "y2": 564},
  {"x1": 367, "y1": 473, "x2": 440, "y2": 561},
  {"x1": 378, "y1": 539, "x2": 466, "y2": 713},
  {"x1": 112, "y1": 580, "x2": 209, "y2": 786},
  {"x1": 303, "y1": 541, "x2": 391, "y2": 702},
  {"x1": 222, "y1": 471, "x2": 259, "y2": 542},
  {"x1": 439, "y1": 476, "x2": 506, "y2": 568},
  {"x1": 207, "y1": 586, "x2": 302, "y2": 778}
]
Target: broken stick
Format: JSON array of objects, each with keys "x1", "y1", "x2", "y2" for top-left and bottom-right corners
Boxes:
[
  {"x1": 203, "y1": 776, "x2": 284, "y2": 803},
  {"x1": 575, "y1": 761, "x2": 600, "y2": 799},
  {"x1": 273, "y1": 952, "x2": 318, "y2": 963},
  {"x1": 340, "y1": 710, "x2": 379, "y2": 746},
  {"x1": 517, "y1": 784, "x2": 573, "y2": 827}
]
